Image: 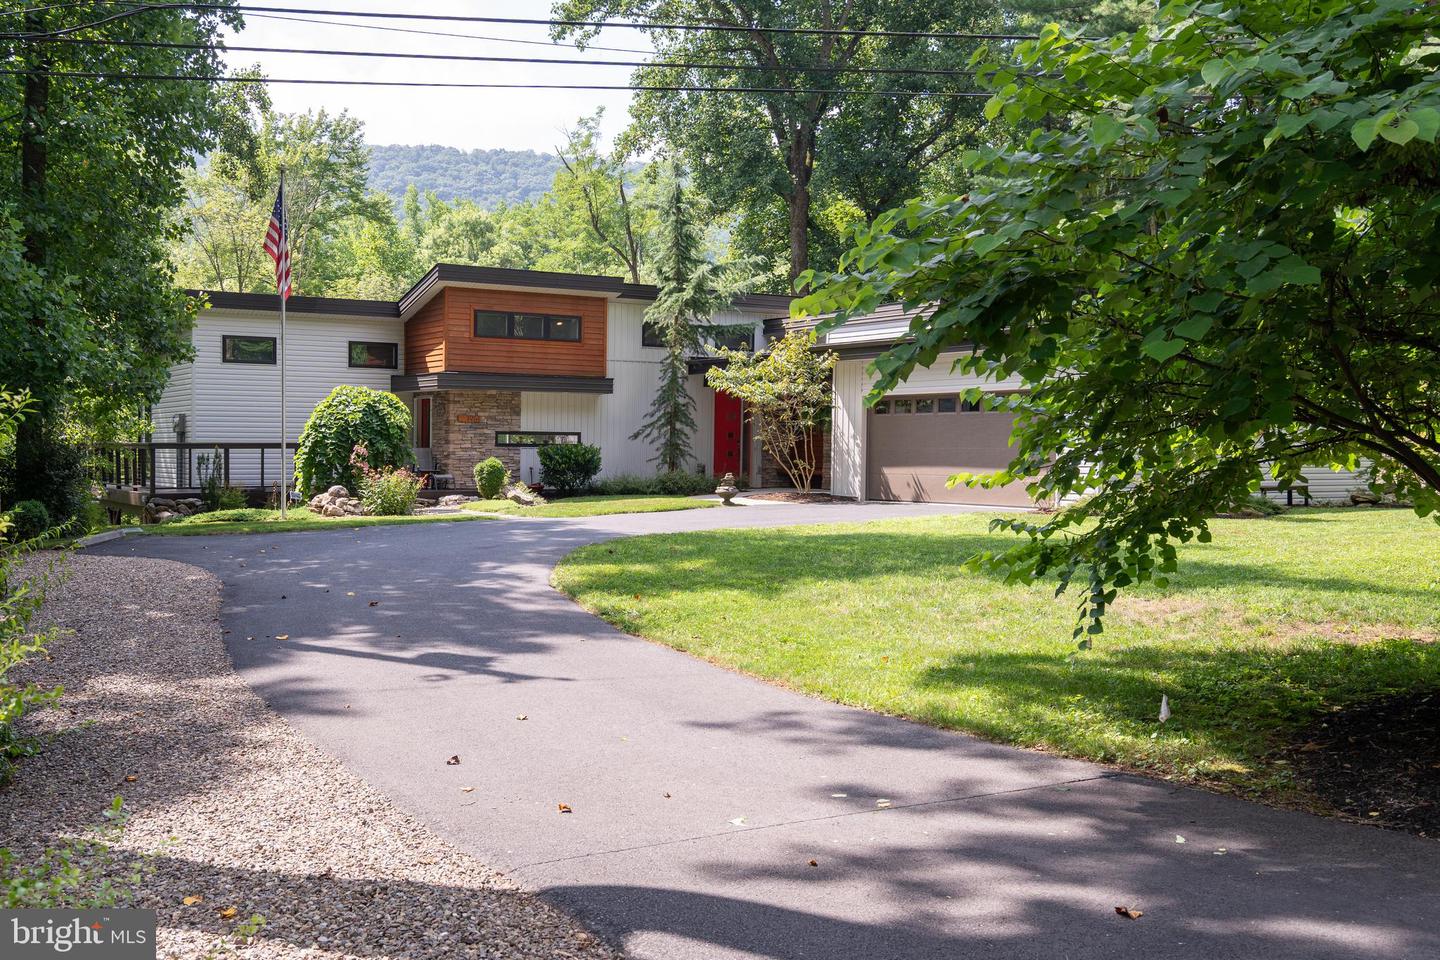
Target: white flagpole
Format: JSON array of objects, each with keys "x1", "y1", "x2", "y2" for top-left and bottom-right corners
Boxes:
[{"x1": 278, "y1": 166, "x2": 289, "y2": 519}]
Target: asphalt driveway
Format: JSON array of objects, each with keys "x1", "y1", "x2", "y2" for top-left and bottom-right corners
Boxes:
[{"x1": 96, "y1": 502, "x2": 1440, "y2": 960}]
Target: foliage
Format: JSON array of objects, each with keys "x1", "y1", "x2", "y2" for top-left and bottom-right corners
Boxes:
[
  {"x1": 592, "y1": 471, "x2": 719, "y2": 495},
  {"x1": 6, "y1": 502, "x2": 49, "y2": 543},
  {"x1": 553, "y1": 110, "x2": 650, "y2": 283},
  {"x1": 632, "y1": 173, "x2": 758, "y2": 471},
  {"x1": 706, "y1": 332, "x2": 835, "y2": 493},
  {"x1": 349, "y1": 443, "x2": 424, "y2": 516},
  {"x1": 0, "y1": 797, "x2": 147, "y2": 909},
  {"x1": 473, "y1": 457, "x2": 510, "y2": 499},
  {"x1": 1007, "y1": 0, "x2": 1156, "y2": 35},
  {"x1": 1, "y1": 3, "x2": 239, "y2": 518},
  {"x1": 802, "y1": 0, "x2": 1440, "y2": 643},
  {"x1": 158, "y1": 508, "x2": 488, "y2": 534},
  {"x1": 554, "y1": 508, "x2": 1440, "y2": 797},
  {"x1": 538, "y1": 443, "x2": 603, "y2": 494},
  {"x1": 368, "y1": 143, "x2": 561, "y2": 208},
  {"x1": 196, "y1": 449, "x2": 247, "y2": 511},
  {"x1": 294, "y1": 386, "x2": 412, "y2": 496},
  {"x1": 554, "y1": 0, "x2": 1002, "y2": 283}
]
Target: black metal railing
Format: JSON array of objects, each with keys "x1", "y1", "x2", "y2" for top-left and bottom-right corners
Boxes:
[{"x1": 94, "y1": 442, "x2": 298, "y2": 496}]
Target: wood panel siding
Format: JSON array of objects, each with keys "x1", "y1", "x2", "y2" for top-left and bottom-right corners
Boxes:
[
  {"x1": 405, "y1": 296, "x2": 447, "y2": 374},
  {"x1": 435, "y1": 287, "x2": 608, "y2": 377}
]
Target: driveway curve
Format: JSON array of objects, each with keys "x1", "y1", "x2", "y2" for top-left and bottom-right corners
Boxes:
[{"x1": 97, "y1": 503, "x2": 1440, "y2": 960}]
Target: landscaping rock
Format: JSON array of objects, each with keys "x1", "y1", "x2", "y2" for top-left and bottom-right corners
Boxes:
[
  {"x1": 326, "y1": 484, "x2": 348, "y2": 498},
  {"x1": 505, "y1": 484, "x2": 544, "y2": 507},
  {"x1": 438, "y1": 494, "x2": 480, "y2": 507},
  {"x1": 321, "y1": 504, "x2": 345, "y2": 518},
  {"x1": 153, "y1": 510, "x2": 175, "y2": 523},
  {"x1": 307, "y1": 486, "x2": 368, "y2": 517}
]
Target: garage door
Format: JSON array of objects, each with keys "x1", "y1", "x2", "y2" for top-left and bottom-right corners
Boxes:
[{"x1": 865, "y1": 394, "x2": 1034, "y2": 506}]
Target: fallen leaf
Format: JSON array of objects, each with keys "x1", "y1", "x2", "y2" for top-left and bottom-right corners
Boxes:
[
  {"x1": 728, "y1": 817, "x2": 747, "y2": 826},
  {"x1": 808, "y1": 859, "x2": 818, "y2": 867},
  {"x1": 662, "y1": 792, "x2": 671, "y2": 798},
  {"x1": 446, "y1": 755, "x2": 461, "y2": 765},
  {"x1": 1214, "y1": 847, "x2": 1228, "y2": 855},
  {"x1": 830, "y1": 793, "x2": 848, "y2": 798},
  {"x1": 182, "y1": 895, "x2": 203, "y2": 906},
  {"x1": 1174, "y1": 835, "x2": 1186, "y2": 844},
  {"x1": 876, "y1": 798, "x2": 892, "y2": 808},
  {"x1": 460, "y1": 786, "x2": 475, "y2": 793},
  {"x1": 881, "y1": 655, "x2": 889, "y2": 663},
  {"x1": 1115, "y1": 906, "x2": 1143, "y2": 920},
  {"x1": 218, "y1": 907, "x2": 238, "y2": 921},
  {"x1": 557, "y1": 803, "x2": 572, "y2": 813},
  {"x1": 274, "y1": 634, "x2": 290, "y2": 641},
  {"x1": 123, "y1": 775, "x2": 137, "y2": 783},
  {"x1": 516, "y1": 714, "x2": 528, "y2": 720},
  {"x1": 346, "y1": 591, "x2": 356, "y2": 597},
  {"x1": 369, "y1": 600, "x2": 380, "y2": 607}
]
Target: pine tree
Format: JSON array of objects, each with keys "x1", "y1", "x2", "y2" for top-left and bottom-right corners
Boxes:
[{"x1": 631, "y1": 171, "x2": 756, "y2": 472}]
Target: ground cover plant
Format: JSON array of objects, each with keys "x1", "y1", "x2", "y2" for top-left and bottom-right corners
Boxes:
[
  {"x1": 554, "y1": 508, "x2": 1440, "y2": 815},
  {"x1": 154, "y1": 508, "x2": 489, "y2": 536}
]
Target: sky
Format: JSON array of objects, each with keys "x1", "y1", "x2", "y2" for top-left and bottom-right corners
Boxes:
[{"x1": 219, "y1": 0, "x2": 650, "y2": 152}]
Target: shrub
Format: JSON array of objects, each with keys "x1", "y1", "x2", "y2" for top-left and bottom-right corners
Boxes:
[
  {"x1": 593, "y1": 471, "x2": 722, "y2": 496},
  {"x1": 6, "y1": 501, "x2": 50, "y2": 542},
  {"x1": 538, "y1": 443, "x2": 602, "y2": 494},
  {"x1": 473, "y1": 457, "x2": 509, "y2": 499},
  {"x1": 350, "y1": 444, "x2": 423, "y2": 516},
  {"x1": 653, "y1": 470, "x2": 715, "y2": 496},
  {"x1": 294, "y1": 386, "x2": 412, "y2": 496}
]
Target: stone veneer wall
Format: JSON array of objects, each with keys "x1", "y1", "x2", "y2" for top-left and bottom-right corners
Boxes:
[
  {"x1": 429, "y1": 390, "x2": 522, "y2": 484},
  {"x1": 757, "y1": 424, "x2": 833, "y2": 491}
]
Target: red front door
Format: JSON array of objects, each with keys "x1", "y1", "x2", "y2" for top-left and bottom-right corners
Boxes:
[{"x1": 713, "y1": 390, "x2": 742, "y2": 477}]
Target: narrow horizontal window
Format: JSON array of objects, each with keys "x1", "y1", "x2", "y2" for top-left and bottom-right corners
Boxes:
[
  {"x1": 222, "y1": 335, "x2": 276, "y2": 364},
  {"x1": 893, "y1": 398, "x2": 914, "y2": 415},
  {"x1": 914, "y1": 398, "x2": 935, "y2": 414},
  {"x1": 641, "y1": 321, "x2": 665, "y2": 348},
  {"x1": 873, "y1": 400, "x2": 890, "y2": 415},
  {"x1": 348, "y1": 341, "x2": 398, "y2": 369},
  {"x1": 495, "y1": 431, "x2": 582, "y2": 447},
  {"x1": 705, "y1": 327, "x2": 753, "y2": 352},
  {"x1": 473, "y1": 310, "x2": 583, "y2": 342},
  {"x1": 937, "y1": 396, "x2": 958, "y2": 413},
  {"x1": 962, "y1": 397, "x2": 983, "y2": 412}
]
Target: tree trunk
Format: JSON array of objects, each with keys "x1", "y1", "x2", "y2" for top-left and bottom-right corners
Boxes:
[{"x1": 787, "y1": 126, "x2": 815, "y2": 291}]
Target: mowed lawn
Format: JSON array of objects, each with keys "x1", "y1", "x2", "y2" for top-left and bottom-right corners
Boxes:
[
  {"x1": 553, "y1": 508, "x2": 1440, "y2": 799},
  {"x1": 462, "y1": 494, "x2": 716, "y2": 518}
]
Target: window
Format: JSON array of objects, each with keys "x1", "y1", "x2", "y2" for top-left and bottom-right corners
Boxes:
[
  {"x1": 641, "y1": 321, "x2": 665, "y2": 348},
  {"x1": 873, "y1": 400, "x2": 890, "y2": 415},
  {"x1": 937, "y1": 396, "x2": 958, "y2": 413},
  {"x1": 222, "y1": 335, "x2": 275, "y2": 364},
  {"x1": 893, "y1": 398, "x2": 913, "y2": 415},
  {"x1": 495, "y1": 431, "x2": 581, "y2": 447},
  {"x1": 914, "y1": 398, "x2": 935, "y2": 414},
  {"x1": 706, "y1": 327, "x2": 753, "y2": 352},
  {"x1": 962, "y1": 397, "x2": 983, "y2": 412},
  {"x1": 349, "y1": 341, "x2": 398, "y2": 369},
  {"x1": 473, "y1": 309, "x2": 583, "y2": 341}
]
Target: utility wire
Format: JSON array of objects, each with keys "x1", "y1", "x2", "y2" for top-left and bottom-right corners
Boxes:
[
  {"x1": 33, "y1": 35, "x2": 994, "y2": 78},
  {"x1": 0, "y1": 67, "x2": 993, "y2": 97},
  {"x1": 0, "y1": 2, "x2": 1048, "y2": 42}
]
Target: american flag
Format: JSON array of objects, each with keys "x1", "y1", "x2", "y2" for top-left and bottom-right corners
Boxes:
[{"x1": 263, "y1": 183, "x2": 292, "y2": 300}]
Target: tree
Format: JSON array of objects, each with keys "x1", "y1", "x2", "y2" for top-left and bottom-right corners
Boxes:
[
  {"x1": 801, "y1": 0, "x2": 1440, "y2": 641},
  {"x1": 552, "y1": 0, "x2": 1001, "y2": 287},
  {"x1": 1006, "y1": 0, "x2": 1155, "y2": 35},
  {"x1": 554, "y1": 110, "x2": 646, "y2": 283},
  {"x1": 706, "y1": 332, "x2": 836, "y2": 492},
  {"x1": 1, "y1": 2, "x2": 241, "y2": 520},
  {"x1": 633, "y1": 174, "x2": 757, "y2": 472}
]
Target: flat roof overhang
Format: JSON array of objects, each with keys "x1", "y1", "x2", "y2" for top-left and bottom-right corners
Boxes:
[{"x1": 392, "y1": 371, "x2": 614, "y2": 395}]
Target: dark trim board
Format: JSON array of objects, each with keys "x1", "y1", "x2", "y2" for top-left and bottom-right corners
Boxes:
[
  {"x1": 391, "y1": 371, "x2": 614, "y2": 395},
  {"x1": 190, "y1": 290, "x2": 400, "y2": 318}
]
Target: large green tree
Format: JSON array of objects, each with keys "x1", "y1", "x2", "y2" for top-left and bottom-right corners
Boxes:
[
  {"x1": 802, "y1": 0, "x2": 1440, "y2": 641},
  {"x1": 552, "y1": 0, "x2": 1001, "y2": 287},
  {"x1": 1, "y1": 1, "x2": 241, "y2": 518}
]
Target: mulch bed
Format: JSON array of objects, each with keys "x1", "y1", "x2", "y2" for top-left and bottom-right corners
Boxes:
[
  {"x1": 744, "y1": 491, "x2": 856, "y2": 504},
  {"x1": 1286, "y1": 690, "x2": 1440, "y2": 839}
]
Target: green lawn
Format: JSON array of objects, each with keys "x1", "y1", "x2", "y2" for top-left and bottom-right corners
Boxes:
[
  {"x1": 147, "y1": 507, "x2": 492, "y2": 536},
  {"x1": 462, "y1": 494, "x2": 717, "y2": 518},
  {"x1": 553, "y1": 508, "x2": 1440, "y2": 801}
]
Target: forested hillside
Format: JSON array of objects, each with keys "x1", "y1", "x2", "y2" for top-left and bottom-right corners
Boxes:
[{"x1": 368, "y1": 143, "x2": 561, "y2": 207}]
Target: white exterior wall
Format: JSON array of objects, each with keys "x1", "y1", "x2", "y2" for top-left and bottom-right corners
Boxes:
[
  {"x1": 151, "y1": 307, "x2": 404, "y2": 486},
  {"x1": 1263, "y1": 465, "x2": 1369, "y2": 504},
  {"x1": 150, "y1": 353, "x2": 194, "y2": 487},
  {"x1": 518, "y1": 302, "x2": 760, "y2": 481}
]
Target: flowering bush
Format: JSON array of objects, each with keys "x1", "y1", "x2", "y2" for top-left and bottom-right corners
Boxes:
[{"x1": 348, "y1": 444, "x2": 424, "y2": 516}]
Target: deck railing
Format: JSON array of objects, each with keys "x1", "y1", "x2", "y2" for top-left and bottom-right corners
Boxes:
[{"x1": 94, "y1": 441, "x2": 298, "y2": 496}]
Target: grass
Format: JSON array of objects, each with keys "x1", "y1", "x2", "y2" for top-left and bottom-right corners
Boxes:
[
  {"x1": 553, "y1": 508, "x2": 1440, "y2": 801},
  {"x1": 145, "y1": 507, "x2": 492, "y2": 536},
  {"x1": 461, "y1": 494, "x2": 717, "y2": 518}
]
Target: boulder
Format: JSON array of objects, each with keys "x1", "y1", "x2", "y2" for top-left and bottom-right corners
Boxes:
[
  {"x1": 438, "y1": 494, "x2": 479, "y2": 507},
  {"x1": 147, "y1": 497, "x2": 177, "y2": 510},
  {"x1": 153, "y1": 510, "x2": 175, "y2": 523},
  {"x1": 504, "y1": 484, "x2": 543, "y2": 507},
  {"x1": 322, "y1": 504, "x2": 345, "y2": 517},
  {"x1": 327, "y1": 485, "x2": 349, "y2": 498}
]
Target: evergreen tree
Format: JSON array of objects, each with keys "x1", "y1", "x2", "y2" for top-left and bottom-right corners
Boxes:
[{"x1": 632, "y1": 172, "x2": 756, "y2": 472}]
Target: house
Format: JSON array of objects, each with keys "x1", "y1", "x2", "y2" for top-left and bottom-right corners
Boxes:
[{"x1": 152, "y1": 263, "x2": 1368, "y2": 505}]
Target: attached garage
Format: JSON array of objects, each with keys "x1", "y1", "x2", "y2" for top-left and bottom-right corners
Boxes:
[{"x1": 864, "y1": 394, "x2": 1034, "y2": 506}]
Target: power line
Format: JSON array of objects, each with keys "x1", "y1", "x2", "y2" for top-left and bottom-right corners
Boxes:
[
  {"x1": 1, "y1": 2, "x2": 1047, "y2": 43},
  {"x1": 0, "y1": 67, "x2": 993, "y2": 97},
  {"x1": 35, "y1": 35, "x2": 993, "y2": 79}
]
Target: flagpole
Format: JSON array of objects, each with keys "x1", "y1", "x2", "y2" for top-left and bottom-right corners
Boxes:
[{"x1": 278, "y1": 166, "x2": 289, "y2": 519}]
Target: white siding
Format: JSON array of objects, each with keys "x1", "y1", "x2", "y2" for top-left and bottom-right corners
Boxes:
[
  {"x1": 150, "y1": 346, "x2": 194, "y2": 487},
  {"x1": 180, "y1": 308, "x2": 404, "y2": 486},
  {"x1": 1263, "y1": 465, "x2": 1369, "y2": 505},
  {"x1": 518, "y1": 301, "x2": 761, "y2": 481}
]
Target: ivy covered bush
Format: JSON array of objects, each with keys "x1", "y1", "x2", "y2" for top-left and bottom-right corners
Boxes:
[
  {"x1": 538, "y1": 443, "x2": 602, "y2": 495},
  {"x1": 473, "y1": 457, "x2": 509, "y2": 499},
  {"x1": 294, "y1": 386, "x2": 413, "y2": 496}
]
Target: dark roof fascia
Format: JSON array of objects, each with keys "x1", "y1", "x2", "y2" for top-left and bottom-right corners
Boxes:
[
  {"x1": 399, "y1": 264, "x2": 630, "y2": 315},
  {"x1": 619, "y1": 284, "x2": 794, "y2": 315},
  {"x1": 391, "y1": 371, "x2": 614, "y2": 395},
  {"x1": 189, "y1": 290, "x2": 399, "y2": 318}
]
